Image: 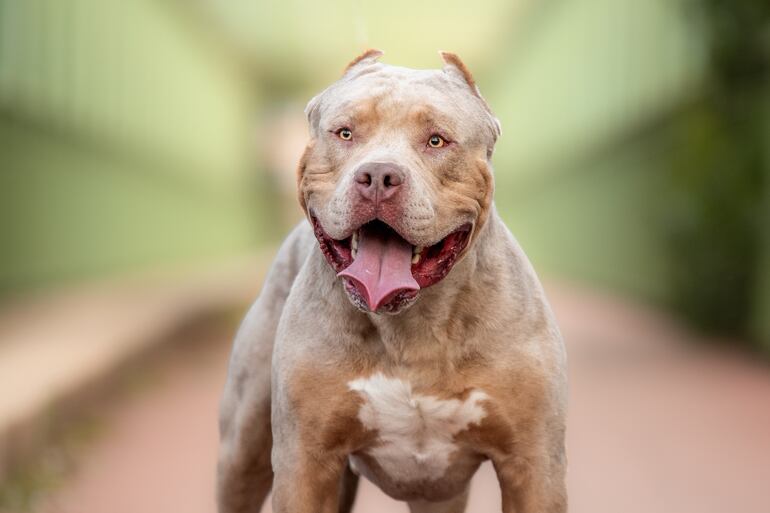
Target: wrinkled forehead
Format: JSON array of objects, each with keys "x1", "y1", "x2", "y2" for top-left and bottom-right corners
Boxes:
[{"x1": 308, "y1": 63, "x2": 495, "y2": 142}]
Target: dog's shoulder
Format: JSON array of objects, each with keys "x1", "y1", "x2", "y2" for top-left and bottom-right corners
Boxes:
[
  {"x1": 475, "y1": 214, "x2": 566, "y2": 368},
  {"x1": 228, "y1": 222, "x2": 316, "y2": 360},
  {"x1": 276, "y1": 221, "x2": 316, "y2": 277}
]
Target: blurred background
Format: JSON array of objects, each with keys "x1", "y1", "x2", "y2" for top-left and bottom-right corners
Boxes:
[{"x1": 0, "y1": 0, "x2": 768, "y2": 512}]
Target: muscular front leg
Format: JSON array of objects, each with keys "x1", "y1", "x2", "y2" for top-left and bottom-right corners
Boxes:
[
  {"x1": 270, "y1": 395, "x2": 365, "y2": 513},
  {"x1": 270, "y1": 367, "x2": 367, "y2": 513},
  {"x1": 218, "y1": 223, "x2": 312, "y2": 513},
  {"x1": 217, "y1": 305, "x2": 277, "y2": 513},
  {"x1": 494, "y1": 450, "x2": 567, "y2": 513},
  {"x1": 218, "y1": 400, "x2": 273, "y2": 513},
  {"x1": 272, "y1": 453, "x2": 350, "y2": 513},
  {"x1": 268, "y1": 242, "x2": 371, "y2": 512}
]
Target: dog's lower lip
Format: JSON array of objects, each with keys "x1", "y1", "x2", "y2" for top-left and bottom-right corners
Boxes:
[
  {"x1": 311, "y1": 215, "x2": 353, "y2": 273},
  {"x1": 410, "y1": 223, "x2": 471, "y2": 289}
]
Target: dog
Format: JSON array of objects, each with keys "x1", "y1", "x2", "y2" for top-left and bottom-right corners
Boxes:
[{"x1": 217, "y1": 50, "x2": 567, "y2": 513}]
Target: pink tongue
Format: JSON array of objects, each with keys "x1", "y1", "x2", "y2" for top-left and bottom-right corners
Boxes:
[{"x1": 338, "y1": 224, "x2": 420, "y2": 311}]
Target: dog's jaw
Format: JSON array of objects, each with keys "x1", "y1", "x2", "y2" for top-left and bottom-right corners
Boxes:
[{"x1": 311, "y1": 215, "x2": 472, "y2": 314}]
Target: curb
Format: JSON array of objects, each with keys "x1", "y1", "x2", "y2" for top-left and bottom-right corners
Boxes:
[{"x1": 0, "y1": 253, "x2": 271, "y2": 482}]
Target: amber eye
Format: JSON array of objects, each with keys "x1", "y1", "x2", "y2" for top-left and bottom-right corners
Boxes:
[
  {"x1": 428, "y1": 134, "x2": 446, "y2": 148},
  {"x1": 338, "y1": 128, "x2": 353, "y2": 140}
]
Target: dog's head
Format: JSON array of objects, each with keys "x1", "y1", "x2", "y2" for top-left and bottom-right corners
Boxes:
[{"x1": 298, "y1": 50, "x2": 501, "y2": 314}]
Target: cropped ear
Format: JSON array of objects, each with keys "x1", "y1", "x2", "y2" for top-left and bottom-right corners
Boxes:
[
  {"x1": 439, "y1": 51, "x2": 502, "y2": 141},
  {"x1": 343, "y1": 48, "x2": 384, "y2": 76},
  {"x1": 440, "y1": 51, "x2": 480, "y2": 94},
  {"x1": 304, "y1": 92, "x2": 322, "y2": 128}
]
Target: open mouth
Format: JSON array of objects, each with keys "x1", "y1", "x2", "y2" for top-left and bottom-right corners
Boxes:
[{"x1": 311, "y1": 216, "x2": 472, "y2": 313}]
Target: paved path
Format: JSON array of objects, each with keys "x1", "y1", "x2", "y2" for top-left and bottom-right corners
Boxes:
[{"x1": 39, "y1": 284, "x2": 770, "y2": 513}]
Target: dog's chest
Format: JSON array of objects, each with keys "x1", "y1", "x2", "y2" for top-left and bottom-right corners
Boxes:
[{"x1": 347, "y1": 373, "x2": 488, "y2": 483}]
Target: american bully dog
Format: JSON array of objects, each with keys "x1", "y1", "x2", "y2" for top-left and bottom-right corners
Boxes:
[{"x1": 218, "y1": 50, "x2": 567, "y2": 513}]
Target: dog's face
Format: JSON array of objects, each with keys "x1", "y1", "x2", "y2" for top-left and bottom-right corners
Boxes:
[{"x1": 298, "y1": 50, "x2": 501, "y2": 314}]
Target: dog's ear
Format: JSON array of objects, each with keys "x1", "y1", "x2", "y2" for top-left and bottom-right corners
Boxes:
[
  {"x1": 440, "y1": 51, "x2": 480, "y2": 95},
  {"x1": 439, "y1": 51, "x2": 502, "y2": 142},
  {"x1": 343, "y1": 48, "x2": 384, "y2": 76},
  {"x1": 304, "y1": 92, "x2": 322, "y2": 128}
]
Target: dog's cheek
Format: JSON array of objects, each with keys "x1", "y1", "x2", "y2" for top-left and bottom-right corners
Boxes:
[
  {"x1": 437, "y1": 158, "x2": 493, "y2": 223},
  {"x1": 297, "y1": 142, "x2": 341, "y2": 215},
  {"x1": 432, "y1": 151, "x2": 466, "y2": 187},
  {"x1": 296, "y1": 142, "x2": 315, "y2": 214},
  {"x1": 473, "y1": 158, "x2": 494, "y2": 233}
]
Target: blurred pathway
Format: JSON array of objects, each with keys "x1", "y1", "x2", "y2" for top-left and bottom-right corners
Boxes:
[{"x1": 40, "y1": 283, "x2": 770, "y2": 513}]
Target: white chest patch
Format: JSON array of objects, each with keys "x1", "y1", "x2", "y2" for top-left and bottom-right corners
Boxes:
[{"x1": 347, "y1": 373, "x2": 489, "y2": 483}]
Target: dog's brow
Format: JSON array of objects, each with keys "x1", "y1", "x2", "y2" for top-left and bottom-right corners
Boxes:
[
  {"x1": 409, "y1": 106, "x2": 459, "y2": 138},
  {"x1": 324, "y1": 114, "x2": 354, "y2": 129},
  {"x1": 322, "y1": 98, "x2": 381, "y2": 129}
]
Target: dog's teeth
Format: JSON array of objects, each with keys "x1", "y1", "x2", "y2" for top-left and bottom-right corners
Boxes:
[
  {"x1": 352, "y1": 247, "x2": 357, "y2": 259},
  {"x1": 351, "y1": 232, "x2": 358, "y2": 251},
  {"x1": 411, "y1": 246, "x2": 423, "y2": 265}
]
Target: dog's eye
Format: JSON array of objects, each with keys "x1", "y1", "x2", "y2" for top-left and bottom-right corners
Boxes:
[
  {"x1": 337, "y1": 128, "x2": 353, "y2": 141},
  {"x1": 428, "y1": 134, "x2": 446, "y2": 148}
]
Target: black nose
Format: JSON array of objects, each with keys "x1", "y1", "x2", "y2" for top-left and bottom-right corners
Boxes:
[{"x1": 354, "y1": 162, "x2": 406, "y2": 203}]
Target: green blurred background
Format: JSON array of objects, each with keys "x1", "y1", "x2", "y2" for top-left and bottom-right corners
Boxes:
[
  {"x1": 1, "y1": 0, "x2": 768, "y2": 351},
  {"x1": 1, "y1": 2, "x2": 770, "y2": 512}
]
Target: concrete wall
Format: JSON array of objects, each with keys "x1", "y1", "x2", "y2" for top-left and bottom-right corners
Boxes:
[
  {"x1": 487, "y1": 0, "x2": 705, "y2": 304},
  {"x1": 0, "y1": 0, "x2": 269, "y2": 293},
  {"x1": 486, "y1": 0, "x2": 770, "y2": 348}
]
